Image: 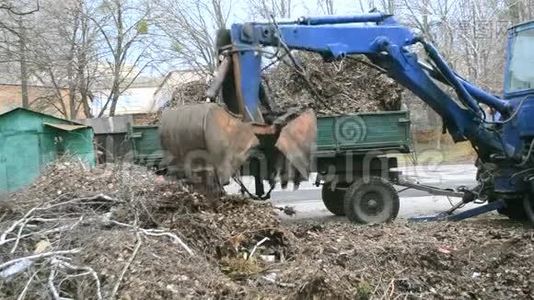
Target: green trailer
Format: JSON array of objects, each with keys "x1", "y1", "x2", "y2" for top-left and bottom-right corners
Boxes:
[
  {"x1": 128, "y1": 125, "x2": 164, "y2": 167},
  {"x1": 314, "y1": 111, "x2": 412, "y2": 223},
  {"x1": 128, "y1": 110, "x2": 412, "y2": 223}
]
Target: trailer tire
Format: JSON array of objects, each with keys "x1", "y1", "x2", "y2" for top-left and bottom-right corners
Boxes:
[
  {"x1": 343, "y1": 177, "x2": 399, "y2": 224},
  {"x1": 322, "y1": 183, "x2": 347, "y2": 216}
]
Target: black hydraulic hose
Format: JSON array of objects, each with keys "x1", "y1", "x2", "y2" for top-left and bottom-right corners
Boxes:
[
  {"x1": 483, "y1": 96, "x2": 529, "y2": 125},
  {"x1": 517, "y1": 139, "x2": 534, "y2": 167}
]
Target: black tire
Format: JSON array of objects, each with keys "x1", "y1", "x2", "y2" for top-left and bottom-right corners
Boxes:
[
  {"x1": 321, "y1": 183, "x2": 347, "y2": 216},
  {"x1": 343, "y1": 177, "x2": 399, "y2": 224},
  {"x1": 498, "y1": 199, "x2": 528, "y2": 221},
  {"x1": 523, "y1": 195, "x2": 534, "y2": 224}
]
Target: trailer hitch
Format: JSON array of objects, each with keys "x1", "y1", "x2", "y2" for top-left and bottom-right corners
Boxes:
[
  {"x1": 409, "y1": 200, "x2": 505, "y2": 222},
  {"x1": 398, "y1": 179, "x2": 505, "y2": 222},
  {"x1": 408, "y1": 185, "x2": 506, "y2": 222}
]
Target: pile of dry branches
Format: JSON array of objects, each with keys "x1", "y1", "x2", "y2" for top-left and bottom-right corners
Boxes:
[
  {"x1": 156, "y1": 53, "x2": 403, "y2": 121},
  {"x1": 146, "y1": 80, "x2": 209, "y2": 124},
  {"x1": 0, "y1": 160, "x2": 289, "y2": 299},
  {"x1": 265, "y1": 53, "x2": 404, "y2": 115},
  {"x1": 1, "y1": 160, "x2": 533, "y2": 299},
  {"x1": 166, "y1": 80, "x2": 208, "y2": 109}
]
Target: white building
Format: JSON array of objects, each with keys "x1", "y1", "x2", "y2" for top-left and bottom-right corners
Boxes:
[{"x1": 92, "y1": 70, "x2": 202, "y2": 116}]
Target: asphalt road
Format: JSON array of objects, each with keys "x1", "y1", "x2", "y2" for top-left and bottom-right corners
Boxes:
[{"x1": 226, "y1": 164, "x2": 480, "y2": 221}]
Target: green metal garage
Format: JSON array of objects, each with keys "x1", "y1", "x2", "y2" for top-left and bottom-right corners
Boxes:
[{"x1": 0, "y1": 108, "x2": 95, "y2": 193}]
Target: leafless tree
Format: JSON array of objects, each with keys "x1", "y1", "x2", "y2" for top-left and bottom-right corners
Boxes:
[
  {"x1": 0, "y1": 1, "x2": 40, "y2": 108},
  {"x1": 24, "y1": 0, "x2": 100, "y2": 119},
  {"x1": 398, "y1": 0, "x2": 532, "y2": 91},
  {"x1": 153, "y1": 0, "x2": 231, "y2": 75},
  {"x1": 317, "y1": 0, "x2": 334, "y2": 15},
  {"x1": 249, "y1": 0, "x2": 292, "y2": 19},
  {"x1": 90, "y1": 0, "x2": 154, "y2": 117},
  {"x1": 395, "y1": 0, "x2": 534, "y2": 147},
  {"x1": 0, "y1": 0, "x2": 40, "y2": 16}
]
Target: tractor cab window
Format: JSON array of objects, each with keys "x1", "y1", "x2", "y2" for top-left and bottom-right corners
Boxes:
[{"x1": 506, "y1": 27, "x2": 534, "y2": 93}]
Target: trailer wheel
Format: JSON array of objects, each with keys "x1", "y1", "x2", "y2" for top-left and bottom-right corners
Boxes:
[
  {"x1": 343, "y1": 177, "x2": 399, "y2": 224},
  {"x1": 322, "y1": 183, "x2": 347, "y2": 216},
  {"x1": 523, "y1": 195, "x2": 534, "y2": 224}
]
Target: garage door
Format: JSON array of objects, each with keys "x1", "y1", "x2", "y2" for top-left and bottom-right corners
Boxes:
[
  {"x1": 5, "y1": 134, "x2": 40, "y2": 192},
  {"x1": 0, "y1": 142, "x2": 7, "y2": 192}
]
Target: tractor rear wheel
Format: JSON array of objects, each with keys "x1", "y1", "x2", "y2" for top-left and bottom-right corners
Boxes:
[
  {"x1": 498, "y1": 199, "x2": 528, "y2": 221},
  {"x1": 343, "y1": 177, "x2": 399, "y2": 224},
  {"x1": 523, "y1": 195, "x2": 534, "y2": 224},
  {"x1": 321, "y1": 183, "x2": 347, "y2": 216}
]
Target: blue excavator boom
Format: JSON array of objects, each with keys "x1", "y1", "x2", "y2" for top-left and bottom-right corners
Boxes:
[{"x1": 217, "y1": 12, "x2": 534, "y2": 222}]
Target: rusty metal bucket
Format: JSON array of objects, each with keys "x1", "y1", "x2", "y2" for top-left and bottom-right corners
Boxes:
[
  {"x1": 275, "y1": 109, "x2": 317, "y2": 180},
  {"x1": 159, "y1": 103, "x2": 259, "y2": 186},
  {"x1": 160, "y1": 102, "x2": 317, "y2": 192}
]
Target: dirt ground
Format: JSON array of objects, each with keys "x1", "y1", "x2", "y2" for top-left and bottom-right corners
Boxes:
[{"x1": 0, "y1": 161, "x2": 533, "y2": 299}]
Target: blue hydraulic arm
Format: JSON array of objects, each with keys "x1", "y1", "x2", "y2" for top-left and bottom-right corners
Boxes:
[{"x1": 229, "y1": 13, "x2": 513, "y2": 158}]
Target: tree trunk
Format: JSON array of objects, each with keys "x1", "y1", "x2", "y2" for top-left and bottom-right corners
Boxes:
[
  {"x1": 67, "y1": 54, "x2": 77, "y2": 119},
  {"x1": 80, "y1": 90, "x2": 93, "y2": 118},
  {"x1": 18, "y1": 19, "x2": 29, "y2": 108},
  {"x1": 109, "y1": 91, "x2": 120, "y2": 116}
]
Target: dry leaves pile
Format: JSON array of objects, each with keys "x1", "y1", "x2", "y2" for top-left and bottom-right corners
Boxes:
[{"x1": 1, "y1": 161, "x2": 533, "y2": 299}]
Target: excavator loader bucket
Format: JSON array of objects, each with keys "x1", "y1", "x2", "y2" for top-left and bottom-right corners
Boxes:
[
  {"x1": 275, "y1": 109, "x2": 317, "y2": 180},
  {"x1": 159, "y1": 103, "x2": 259, "y2": 186},
  {"x1": 158, "y1": 29, "x2": 317, "y2": 194}
]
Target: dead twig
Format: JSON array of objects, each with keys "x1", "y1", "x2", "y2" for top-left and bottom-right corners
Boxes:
[
  {"x1": 0, "y1": 249, "x2": 81, "y2": 272},
  {"x1": 140, "y1": 230, "x2": 195, "y2": 256},
  {"x1": 110, "y1": 232, "x2": 142, "y2": 300},
  {"x1": 43, "y1": 194, "x2": 120, "y2": 211},
  {"x1": 10, "y1": 217, "x2": 33, "y2": 254},
  {"x1": 1, "y1": 194, "x2": 117, "y2": 247},
  {"x1": 48, "y1": 262, "x2": 60, "y2": 300},
  {"x1": 249, "y1": 237, "x2": 270, "y2": 259},
  {"x1": 0, "y1": 206, "x2": 39, "y2": 244},
  {"x1": 1, "y1": 223, "x2": 82, "y2": 247},
  {"x1": 261, "y1": 275, "x2": 296, "y2": 288},
  {"x1": 111, "y1": 220, "x2": 194, "y2": 256},
  {"x1": 53, "y1": 258, "x2": 103, "y2": 300},
  {"x1": 16, "y1": 271, "x2": 38, "y2": 300},
  {"x1": 9, "y1": 216, "x2": 83, "y2": 253}
]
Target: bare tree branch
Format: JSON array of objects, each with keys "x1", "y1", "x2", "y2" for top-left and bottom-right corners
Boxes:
[{"x1": 0, "y1": 0, "x2": 40, "y2": 16}]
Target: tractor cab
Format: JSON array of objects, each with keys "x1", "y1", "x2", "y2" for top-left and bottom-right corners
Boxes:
[{"x1": 505, "y1": 21, "x2": 534, "y2": 99}]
